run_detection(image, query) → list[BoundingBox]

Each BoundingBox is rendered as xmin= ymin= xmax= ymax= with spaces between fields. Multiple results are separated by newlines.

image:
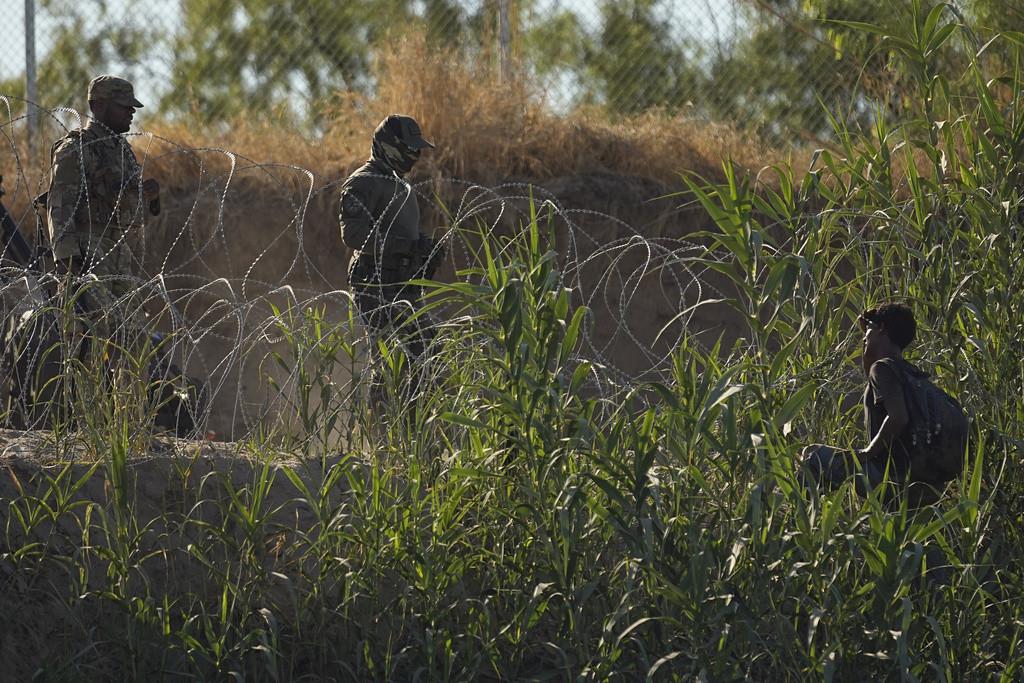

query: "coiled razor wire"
xmin=1 ymin=99 xmax=745 ymax=443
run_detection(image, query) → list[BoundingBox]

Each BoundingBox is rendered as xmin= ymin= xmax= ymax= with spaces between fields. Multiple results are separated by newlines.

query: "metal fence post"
xmin=497 ymin=0 xmax=511 ymax=82
xmin=25 ymin=0 xmax=38 ymax=157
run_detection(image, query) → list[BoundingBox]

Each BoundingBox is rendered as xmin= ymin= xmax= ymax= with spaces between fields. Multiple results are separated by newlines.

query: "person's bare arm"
xmin=860 ymin=410 xmax=908 ymax=460
xmin=860 ymin=363 xmax=909 ymax=461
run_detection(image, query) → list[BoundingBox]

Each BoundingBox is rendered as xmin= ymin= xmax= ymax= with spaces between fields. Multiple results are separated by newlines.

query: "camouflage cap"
xmin=87 ymin=75 xmax=144 ymax=108
xmin=375 ymin=114 xmax=434 ymax=150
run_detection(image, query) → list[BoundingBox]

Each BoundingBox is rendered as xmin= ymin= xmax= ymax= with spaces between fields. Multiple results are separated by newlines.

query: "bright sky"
xmin=0 ymin=0 xmax=744 ymax=109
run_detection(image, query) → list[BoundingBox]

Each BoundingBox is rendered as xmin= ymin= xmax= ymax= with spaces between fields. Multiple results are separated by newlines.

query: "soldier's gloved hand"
xmin=417 ymin=233 xmax=446 ymax=279
xmin=417 ymin=233 xmax=436 ymax=255
xmin=143 ymin=178 xmax=161 ymax=215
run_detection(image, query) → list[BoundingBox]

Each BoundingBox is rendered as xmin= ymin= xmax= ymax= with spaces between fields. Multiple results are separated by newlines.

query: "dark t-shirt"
xmin=863 ymin=359 xmax=914 ymax=477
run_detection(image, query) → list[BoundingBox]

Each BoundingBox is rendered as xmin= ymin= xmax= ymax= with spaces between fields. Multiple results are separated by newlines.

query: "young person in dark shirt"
xmin=801 ymin=302 xmax=922 ymax=497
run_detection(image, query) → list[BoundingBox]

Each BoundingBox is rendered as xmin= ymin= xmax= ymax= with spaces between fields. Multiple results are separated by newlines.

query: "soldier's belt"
xmin=356 ymin=251 xmax=416 ymax=282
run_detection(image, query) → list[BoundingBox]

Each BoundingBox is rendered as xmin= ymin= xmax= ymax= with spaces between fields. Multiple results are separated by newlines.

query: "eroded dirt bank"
xmin=134 ymin=168 xmax=739 ymax=439
xmin=0 ymin=427 xmax=374 ymax=680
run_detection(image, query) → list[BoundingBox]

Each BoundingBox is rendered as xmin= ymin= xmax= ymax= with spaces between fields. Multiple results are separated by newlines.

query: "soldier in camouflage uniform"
xmin=339 ymin=114 xmax=445 ymax=408
xmin=45 ymin=75 xmax=160 ymax=342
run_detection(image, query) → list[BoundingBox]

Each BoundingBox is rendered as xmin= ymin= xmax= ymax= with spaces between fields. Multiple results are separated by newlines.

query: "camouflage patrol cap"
xmin=87 ymin=75 xmax=144 ymax=108
xmin=374 ymin=114 xmax=434 ymax=150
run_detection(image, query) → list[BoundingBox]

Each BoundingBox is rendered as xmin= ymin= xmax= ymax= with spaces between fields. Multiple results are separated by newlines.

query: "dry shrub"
xmin=144 ymin=31 xmax=794 ymax=189
xmin=2 ymin=30 xmax=804 ymax=214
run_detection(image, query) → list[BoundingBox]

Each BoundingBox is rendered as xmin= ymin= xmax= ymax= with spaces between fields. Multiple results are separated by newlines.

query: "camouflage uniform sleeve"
xmin=119 ymin=145 xmax=147 ymax=227
xmin=339 ymin=176 xmax=378 ymax=253
xmin=46 ymin=137 xmax=86 ymax=261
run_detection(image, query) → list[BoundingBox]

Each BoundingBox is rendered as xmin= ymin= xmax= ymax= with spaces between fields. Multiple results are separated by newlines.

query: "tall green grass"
xmin=3 ymin=5 xmax=1024 ymax=680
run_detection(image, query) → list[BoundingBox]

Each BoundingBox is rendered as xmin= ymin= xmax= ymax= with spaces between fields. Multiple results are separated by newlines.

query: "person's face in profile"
xmin=93 ymin=98 xmax=135 ymax=134
xmin=859 ymin=312 xmax=887 ymax=360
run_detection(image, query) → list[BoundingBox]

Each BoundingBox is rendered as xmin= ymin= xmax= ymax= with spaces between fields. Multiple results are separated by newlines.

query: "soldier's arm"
xmin=339 ymin=178 xmax=379 ymax=253
xmin=119 ymin=149 xmax=152 ymax=225
xmin=46 ymin=140 xmax=85 ymax=262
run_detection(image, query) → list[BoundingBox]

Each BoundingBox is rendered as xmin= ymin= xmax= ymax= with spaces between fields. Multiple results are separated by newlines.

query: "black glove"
xmin=418 ymin=233 xmax=447 ymax=278
xmin=417 ymin=233 xmax=436 ymax=255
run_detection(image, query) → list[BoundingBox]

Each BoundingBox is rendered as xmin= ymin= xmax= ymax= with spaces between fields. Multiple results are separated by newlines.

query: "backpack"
xmin=877 ymin=358 xmax=970 ymax=485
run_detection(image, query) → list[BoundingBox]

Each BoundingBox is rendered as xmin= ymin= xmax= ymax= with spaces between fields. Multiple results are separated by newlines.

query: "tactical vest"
xmin=52 ymin=126 xmax=146 ymax=239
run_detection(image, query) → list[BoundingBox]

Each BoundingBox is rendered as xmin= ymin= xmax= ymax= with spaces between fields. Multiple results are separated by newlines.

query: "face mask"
xmin=371 ymin=136 xmax=420 ymax=175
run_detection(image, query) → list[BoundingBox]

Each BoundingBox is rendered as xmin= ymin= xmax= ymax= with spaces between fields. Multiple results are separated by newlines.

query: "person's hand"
xmin=143 ymin=178 xmax=161 ymax=215
xmin=142 ymin=178 xmax=160 ymax=202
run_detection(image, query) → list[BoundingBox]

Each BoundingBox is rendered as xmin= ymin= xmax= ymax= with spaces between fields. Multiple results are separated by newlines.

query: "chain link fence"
xmin=1 ymin=0 xmax=955 ymax=143
xmin=0 ymin=0 xmax=1015 ymax=442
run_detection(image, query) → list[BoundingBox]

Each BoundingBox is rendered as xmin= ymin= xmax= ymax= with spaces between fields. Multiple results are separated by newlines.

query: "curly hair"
xmin=861 ymin=302 xmax=916 ymax=349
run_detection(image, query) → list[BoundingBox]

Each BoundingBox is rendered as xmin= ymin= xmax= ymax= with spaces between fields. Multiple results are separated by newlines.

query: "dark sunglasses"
xmin=398 ymin=140 xmax=420 ymax=156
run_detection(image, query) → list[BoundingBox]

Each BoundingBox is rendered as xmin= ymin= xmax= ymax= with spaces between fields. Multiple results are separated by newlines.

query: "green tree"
xmin=515 ymin=0 xmax=706 ymax=115
xmin=161 ymin=0 xmax=416 ymax=123
xmin=714 ymin=0 xmax=1024 ymax=138
xmin=706 ymin=0 xmax=938 ymax=139
xmin=581 ymin=0 xmax=704 ymax=114
xmin=5 ymin=0 xmax=152 ymax=112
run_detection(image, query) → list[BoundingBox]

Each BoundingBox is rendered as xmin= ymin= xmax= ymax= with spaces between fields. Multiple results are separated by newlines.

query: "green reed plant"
xmin=4 ymin=7 xmax=1024 ymax=679
xmin=661 ymin=8 xmax=1023 ymax=678
xmin=267 ymin=302 xmax=360 ymax=456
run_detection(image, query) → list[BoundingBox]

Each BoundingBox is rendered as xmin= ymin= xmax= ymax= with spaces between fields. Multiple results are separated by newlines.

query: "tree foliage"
xmin=7 ymin=0 xmax=153 ymax=112
xmin=9 ymin=0 xmax=1024 ymax=136
xmin=160 ymin=0 xmax=414 ymax=122
xmin=723 ymin=0 xmax=1024 ymax=137
xmin=577 ymin=0 xmax=704 ymax=114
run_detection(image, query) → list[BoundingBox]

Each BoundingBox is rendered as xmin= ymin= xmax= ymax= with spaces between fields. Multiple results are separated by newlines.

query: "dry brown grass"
xmin=2 ymin=31 xmax=805 ymax=212
xmin=144 ymin=32 xmax=797 ymax=190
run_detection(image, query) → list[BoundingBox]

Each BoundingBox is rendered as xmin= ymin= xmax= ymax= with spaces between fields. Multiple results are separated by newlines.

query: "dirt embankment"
xmin=4 ymin=45 xmax=774 ymax=439
xmin=0 ymin=428 xmax=359 ymax=679
xmin=2 ymin=156 xmax=741 ymax=440
xmin=124 ymin=155 xmax=740 ymax=439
